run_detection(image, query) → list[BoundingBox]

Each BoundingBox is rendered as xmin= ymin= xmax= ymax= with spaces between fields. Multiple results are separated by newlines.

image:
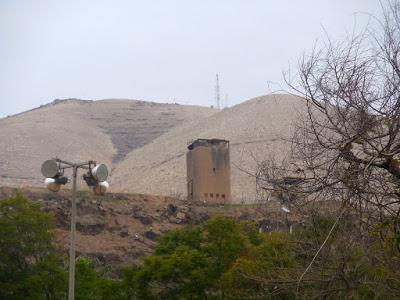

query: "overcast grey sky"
xmin=0 ymin=0 xmax=381 ymax=118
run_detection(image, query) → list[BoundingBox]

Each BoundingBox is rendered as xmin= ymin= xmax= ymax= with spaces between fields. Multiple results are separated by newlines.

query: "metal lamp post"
xmin=41 ymin=158 xmax=109 ymax=300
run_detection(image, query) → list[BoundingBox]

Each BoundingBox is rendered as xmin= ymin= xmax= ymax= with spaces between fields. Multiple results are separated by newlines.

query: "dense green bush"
xmin=0 ymin=193 xmax=67 ymax=299
xmin=124 ymin=215 xmax=400 ymax=299
xmin=0 ymin=193 xmax=127 ymax=300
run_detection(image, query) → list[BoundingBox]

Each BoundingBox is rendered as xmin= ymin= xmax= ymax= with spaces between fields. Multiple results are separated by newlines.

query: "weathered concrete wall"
xmin=187 ymin=139 xmax=231 ymax=204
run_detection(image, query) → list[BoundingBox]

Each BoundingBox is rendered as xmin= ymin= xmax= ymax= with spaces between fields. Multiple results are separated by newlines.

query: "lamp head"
xmin=41 ymin=160 xmax=68 ymax=192
xmin=41 ymin=160 xmax=59 ymax=178
xmin=44 ymin=178 xmax=61 ymax=192
xmin=91 ymin=164 xmax=108 ymax=182
xmin=93 ymin=181 xmax=109 ymax=195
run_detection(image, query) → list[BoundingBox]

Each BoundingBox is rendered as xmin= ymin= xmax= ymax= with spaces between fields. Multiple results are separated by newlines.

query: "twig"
xmin=295 ymin=206 xmax=346 ymax=298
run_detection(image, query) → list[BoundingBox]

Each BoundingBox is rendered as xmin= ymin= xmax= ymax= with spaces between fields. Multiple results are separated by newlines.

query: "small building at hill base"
xmin=186 ymin=138 xmax=231 ymax=204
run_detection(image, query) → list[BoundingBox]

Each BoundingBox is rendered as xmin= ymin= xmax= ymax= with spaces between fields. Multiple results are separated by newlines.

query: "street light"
xmin=41 ymin=160 xmax=69 ymax=192
xmin=40 ymin=158 xmax=109 ymax=300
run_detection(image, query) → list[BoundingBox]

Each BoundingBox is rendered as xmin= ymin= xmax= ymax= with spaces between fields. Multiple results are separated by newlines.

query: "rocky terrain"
xmin=0 ymin=187 xmax=290 ymax=268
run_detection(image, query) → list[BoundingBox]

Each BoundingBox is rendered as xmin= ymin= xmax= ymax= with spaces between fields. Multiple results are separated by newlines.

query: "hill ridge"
xmin=0 ymin=98 xmax=215 ymax=188
xmin=111 ymin=94 xmax=306 ymax=202
xmin=0 ymin=93 xmax=306 ymax=203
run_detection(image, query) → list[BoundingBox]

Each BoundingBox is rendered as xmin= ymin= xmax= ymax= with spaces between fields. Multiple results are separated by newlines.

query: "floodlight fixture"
xmin=41 ymin=160 xmax=68 ymax=192
xmin=82 ymin=163 xmax=109 ymax=196
xmin=91 ymin=164 xmax=108 ymax=182
xmin=83 ymin=172 xmax=97 ymax=187
xmin=93 ymin=180 xmax=109 ymax=195
xmin=41 ymin=159 xmax=60 ymax=178
xmin=44 ymin=177 xmax=68 ymax=192
xmin=40 ymin=158 xmax=109 ymax=300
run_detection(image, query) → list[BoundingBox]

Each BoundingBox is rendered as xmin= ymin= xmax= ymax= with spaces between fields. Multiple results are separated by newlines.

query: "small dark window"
xmin=204 ymin=193 xmax=208 ymax=198
xmin=222 ymin=194 xmax=225 ymax=199
xmin=216 ymin=194 xmax=220 ymax=198
xmin=210 ymin=193 xmax=214 ymax=198
xmin=212 ymin=167 xmax=216 ymax=173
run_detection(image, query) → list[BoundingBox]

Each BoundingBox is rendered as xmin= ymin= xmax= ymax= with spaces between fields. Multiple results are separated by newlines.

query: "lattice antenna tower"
xmin=215 ymin=74 xmax=221 ymax=109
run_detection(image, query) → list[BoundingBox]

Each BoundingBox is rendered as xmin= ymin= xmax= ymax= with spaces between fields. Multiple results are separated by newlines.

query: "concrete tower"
xmin=186 ymin=138 xmax=231 ymax=204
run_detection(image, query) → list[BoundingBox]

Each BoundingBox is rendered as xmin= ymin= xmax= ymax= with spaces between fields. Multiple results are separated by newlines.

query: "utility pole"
xmin=215 ymin=74 xmax=221 ymax=110
xmin=41 ymin=158 xmax=109 ymax=300
xmin=68 ymin=166 xmax=77 ymax=300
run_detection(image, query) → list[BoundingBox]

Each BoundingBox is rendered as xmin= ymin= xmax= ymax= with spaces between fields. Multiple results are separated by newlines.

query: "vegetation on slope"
xmin=1 ymin=193 xmax=400 ymax=299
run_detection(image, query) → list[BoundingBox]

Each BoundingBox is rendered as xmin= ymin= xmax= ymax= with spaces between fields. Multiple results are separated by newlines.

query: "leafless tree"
xmin=258 ymin=1 xmax=400 ymax=222
xmin=254 ymin=4 xmax=400 ymax=292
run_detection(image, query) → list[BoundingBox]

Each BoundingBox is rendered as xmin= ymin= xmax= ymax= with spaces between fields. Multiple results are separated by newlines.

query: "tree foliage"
xmin=1 ymin=193 xmax=400 ymax=299
xmin=0 ymin=193 xmax=127 ymax=300
xmin=127 ymin=216 xmax=256 ymax=299
xmin=75 ymin=256 xmax=126 ymax=300
xmin=121 ymin=214 xmax=400 ymax=299
xmin=0 ymin=193 xmax=67 ymax=300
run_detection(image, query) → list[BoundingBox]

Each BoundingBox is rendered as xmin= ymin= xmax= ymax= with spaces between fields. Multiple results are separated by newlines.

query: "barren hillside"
xmin=0 ymin=98 xmax=215 ymax=188
xmin=112 ymin=94 xmax=307 ymax=202
xmin=0 ymin=94 xmax=307 ymax=202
